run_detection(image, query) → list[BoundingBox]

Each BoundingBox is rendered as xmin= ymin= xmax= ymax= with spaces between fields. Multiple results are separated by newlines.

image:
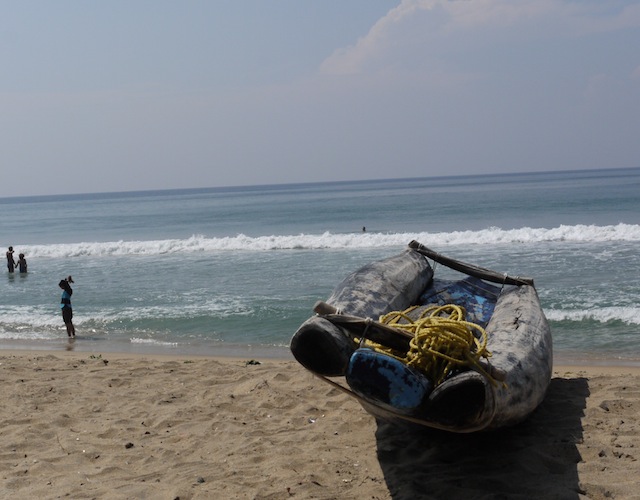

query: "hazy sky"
xmin=2 ymin=0 xmax=639 ymax=197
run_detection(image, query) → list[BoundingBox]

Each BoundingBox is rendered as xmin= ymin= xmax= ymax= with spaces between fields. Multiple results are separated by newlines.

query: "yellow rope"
xmin=360 ymin=304 xmax=496 ymax=387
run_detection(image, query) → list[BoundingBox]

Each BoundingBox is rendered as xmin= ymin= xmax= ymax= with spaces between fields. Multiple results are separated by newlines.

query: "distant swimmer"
xmin=6 ymin=246 xmax=16 ymax=273
xmin=362 ymin=226 xmax=366 ymax=232
xmin=17 ymin=253 xmax=27 ymax=273
xmin=59 ymin=276 xmax=75 ymax=337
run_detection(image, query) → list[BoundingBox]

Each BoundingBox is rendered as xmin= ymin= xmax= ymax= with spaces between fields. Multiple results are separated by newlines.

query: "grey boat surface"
xmin=290 ymin=241 xmax=552 ymax=433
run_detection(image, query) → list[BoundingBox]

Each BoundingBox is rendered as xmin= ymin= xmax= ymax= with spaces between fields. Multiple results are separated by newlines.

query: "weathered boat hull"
xmin=290 ymin=249 xmax=433 ymax=377
xmin=290 ymin=242 xmax=552 ymax=432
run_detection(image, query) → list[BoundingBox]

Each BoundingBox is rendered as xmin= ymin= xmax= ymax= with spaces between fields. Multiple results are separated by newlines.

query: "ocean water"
xmin=1 ymin=167 xmax=639 ymax=364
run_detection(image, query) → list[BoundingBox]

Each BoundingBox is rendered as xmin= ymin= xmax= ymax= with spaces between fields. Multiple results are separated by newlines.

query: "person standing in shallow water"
xmin=6 ymin=246 xmax=16 ymax=273
xmin=17 ymin=253 xmax=27 ymax=273
xmin=59 ymin=276 xmax=75 ymax=337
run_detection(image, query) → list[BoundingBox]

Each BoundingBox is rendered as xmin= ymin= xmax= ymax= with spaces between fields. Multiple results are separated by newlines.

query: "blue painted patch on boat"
xmin=346 ymin=349 xmax=433 ymax=414
xmin=419 ymin=277 xmax=501 ymax=327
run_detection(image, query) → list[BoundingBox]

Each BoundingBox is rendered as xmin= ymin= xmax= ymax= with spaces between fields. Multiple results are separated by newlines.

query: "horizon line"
xmin=2 ymin=165 xmax=638 ymax=202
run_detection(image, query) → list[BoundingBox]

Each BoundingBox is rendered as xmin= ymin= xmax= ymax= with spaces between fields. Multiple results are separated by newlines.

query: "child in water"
xmin=17 ymin=253 xmax=27 ymax=273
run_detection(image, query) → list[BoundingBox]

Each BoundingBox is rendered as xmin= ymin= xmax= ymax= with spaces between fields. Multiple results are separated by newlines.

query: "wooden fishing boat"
xmin=290 ymin=241 xmax=552 ymax=432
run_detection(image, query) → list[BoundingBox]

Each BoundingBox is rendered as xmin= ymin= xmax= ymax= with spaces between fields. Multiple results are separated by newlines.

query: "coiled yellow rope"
xmin=362 ymin=304 xmax=496 ymax=387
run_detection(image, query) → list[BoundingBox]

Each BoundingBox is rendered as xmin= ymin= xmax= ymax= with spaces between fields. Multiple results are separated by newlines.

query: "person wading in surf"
xmin=59 ymin=276 xmax=75 ymax=337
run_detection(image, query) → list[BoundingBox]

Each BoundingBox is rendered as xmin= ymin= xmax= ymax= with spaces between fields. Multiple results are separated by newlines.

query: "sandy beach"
xmin=0 ymin=350 xmax=638 ymax=499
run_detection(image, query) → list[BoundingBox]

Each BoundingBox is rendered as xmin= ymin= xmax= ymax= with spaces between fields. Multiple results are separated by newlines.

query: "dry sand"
xmin=0 ymin=350 xmax=638 ymax=499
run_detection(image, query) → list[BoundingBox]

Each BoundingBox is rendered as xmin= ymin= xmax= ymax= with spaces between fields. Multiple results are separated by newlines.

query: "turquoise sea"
xmin=2 ymin=167 xmax=639 ymax=364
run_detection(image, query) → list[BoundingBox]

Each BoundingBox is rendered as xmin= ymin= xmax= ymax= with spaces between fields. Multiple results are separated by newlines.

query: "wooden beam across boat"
xmin=408 ymin=240 xmax=534 ymax=286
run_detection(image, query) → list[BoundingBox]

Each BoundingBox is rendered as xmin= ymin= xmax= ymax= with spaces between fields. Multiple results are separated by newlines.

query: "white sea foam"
xmin=16 ymin=223 xmax=640 ymax=258
xmin=545 ymin=306 xmax=640 ymax=325
xmin=130 ymin=338 xmax=179 ymax=346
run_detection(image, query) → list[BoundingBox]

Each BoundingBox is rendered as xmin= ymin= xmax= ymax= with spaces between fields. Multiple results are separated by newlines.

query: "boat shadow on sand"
xmin=375 ymin=377 xmax=589 ymax=500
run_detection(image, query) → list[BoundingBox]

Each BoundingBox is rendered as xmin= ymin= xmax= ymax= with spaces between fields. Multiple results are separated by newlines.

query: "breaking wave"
xmin=16 ymin=223 xmax=640 ymax=258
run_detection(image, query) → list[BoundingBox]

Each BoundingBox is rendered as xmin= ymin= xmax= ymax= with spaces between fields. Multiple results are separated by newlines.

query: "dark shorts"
xmin=62 ymin=306 xmax=73 ymax=323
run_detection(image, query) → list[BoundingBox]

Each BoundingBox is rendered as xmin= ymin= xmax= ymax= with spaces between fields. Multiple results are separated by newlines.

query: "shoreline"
xmin=0 ymin=338 xmax=294 ymax=361
xmin=2 ymin=338 xmax=640 ymax=368
xmin=1 ymin=349 xmax=638 ymax=498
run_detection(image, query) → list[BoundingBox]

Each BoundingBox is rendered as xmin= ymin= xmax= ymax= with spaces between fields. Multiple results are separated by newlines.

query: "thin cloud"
xmin=319 ymin=0 xmax=640 ymax=76
xmin=318 ymin=0 xmax=433 ymax=75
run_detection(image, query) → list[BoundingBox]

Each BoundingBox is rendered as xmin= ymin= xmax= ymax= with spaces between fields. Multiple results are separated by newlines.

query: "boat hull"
xmin=290 ymin=243 xmax=553 ymax=432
